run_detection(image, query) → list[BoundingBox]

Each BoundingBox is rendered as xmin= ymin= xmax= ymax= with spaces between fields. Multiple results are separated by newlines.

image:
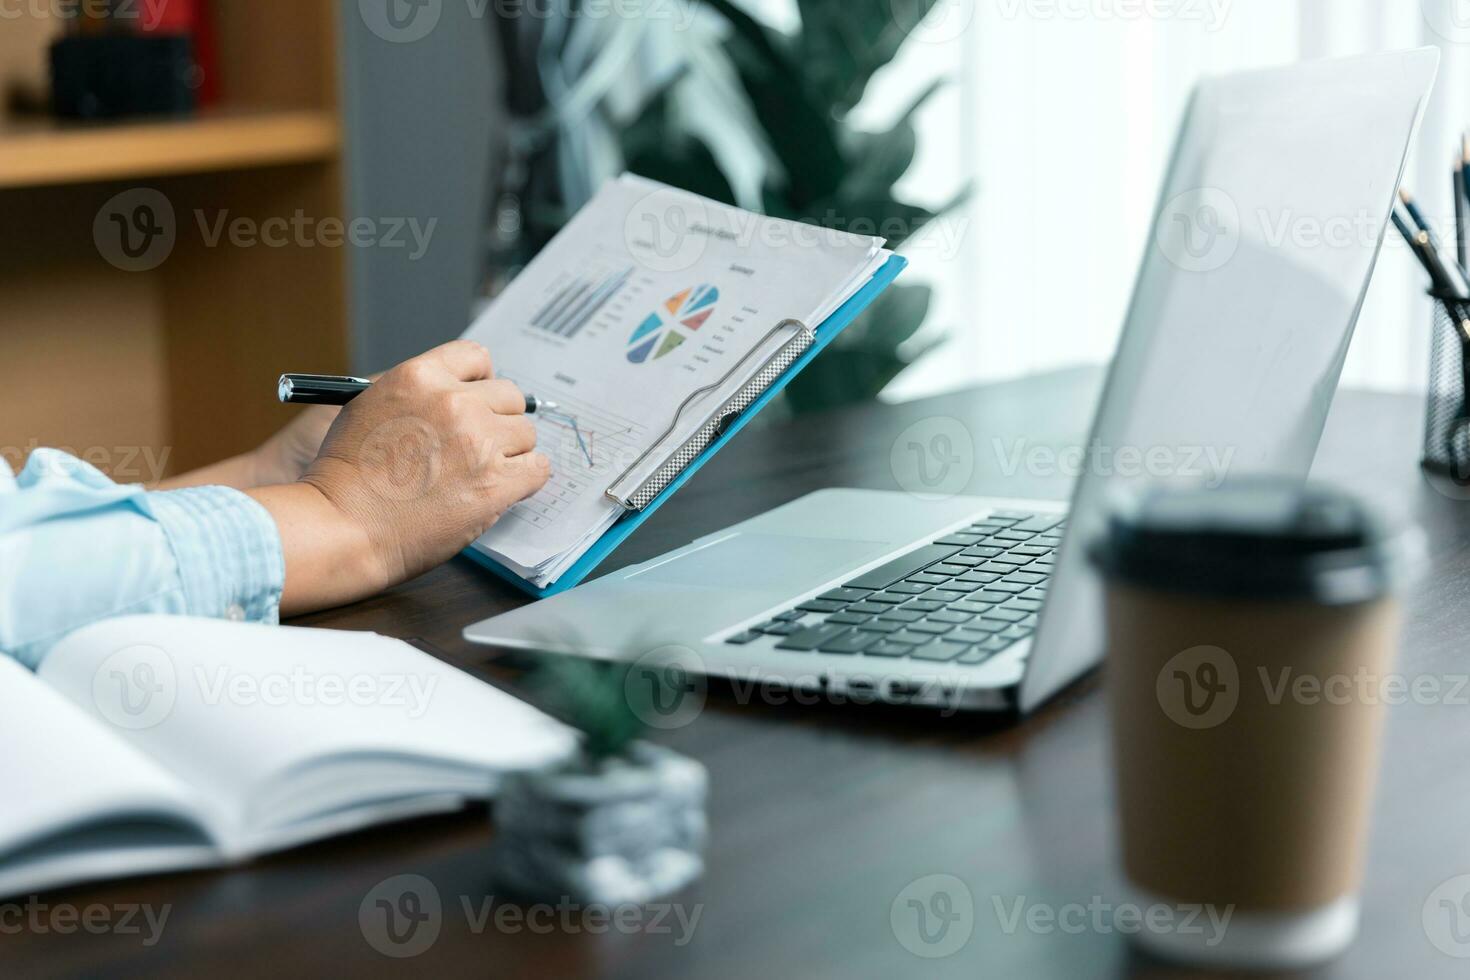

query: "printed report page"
xmin=464 ymin=175 xmax=889 ymax=586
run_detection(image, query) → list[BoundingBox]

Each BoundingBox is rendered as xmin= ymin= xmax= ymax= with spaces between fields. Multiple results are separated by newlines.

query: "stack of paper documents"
xmin=463 ymin=175 xmax=894 ymax=588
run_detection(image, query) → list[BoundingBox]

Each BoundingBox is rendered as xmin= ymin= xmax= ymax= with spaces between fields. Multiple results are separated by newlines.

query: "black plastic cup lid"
xmin=1088 ymin=479 xmax=1422 ymax=605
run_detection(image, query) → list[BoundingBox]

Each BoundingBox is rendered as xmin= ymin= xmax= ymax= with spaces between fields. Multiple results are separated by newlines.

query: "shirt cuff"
xmin=147 ymin=486 xmax=285 ymax=625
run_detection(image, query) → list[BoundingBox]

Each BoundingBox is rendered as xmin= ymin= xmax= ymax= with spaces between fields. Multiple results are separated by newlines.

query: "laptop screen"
xmin=1021 ymin=49 xmax=1441 ymax=713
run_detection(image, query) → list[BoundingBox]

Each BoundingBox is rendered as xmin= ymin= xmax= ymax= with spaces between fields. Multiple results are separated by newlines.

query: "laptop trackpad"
xmin=628 ymin=533 xmax=887 ymax=590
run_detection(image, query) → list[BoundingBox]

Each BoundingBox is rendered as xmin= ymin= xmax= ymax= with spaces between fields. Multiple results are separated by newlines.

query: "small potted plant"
xmin=489 ymin=655 xmax=708 ymax=906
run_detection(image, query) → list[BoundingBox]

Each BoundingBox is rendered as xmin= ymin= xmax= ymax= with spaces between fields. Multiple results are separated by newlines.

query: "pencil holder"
xmin=1422 ymin=291 xmax=1470 ymax=484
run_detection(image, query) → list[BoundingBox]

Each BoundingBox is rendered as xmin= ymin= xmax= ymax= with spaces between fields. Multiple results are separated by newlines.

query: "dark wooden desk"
xmin=12 ymin=369 xmax=1470 ymax=979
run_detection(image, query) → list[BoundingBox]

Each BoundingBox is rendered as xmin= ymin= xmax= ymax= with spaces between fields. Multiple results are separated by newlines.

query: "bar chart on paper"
xmin=529 ymin=265 xmax=635 ymax=339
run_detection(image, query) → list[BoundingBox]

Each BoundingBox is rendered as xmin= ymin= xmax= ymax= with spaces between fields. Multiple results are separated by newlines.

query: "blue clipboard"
xmin=464 ymin=254 xmax=908 ymax=599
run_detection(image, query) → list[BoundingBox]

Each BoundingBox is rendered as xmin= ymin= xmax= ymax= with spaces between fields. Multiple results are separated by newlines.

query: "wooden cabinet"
xmin=0 ymin=2 xmax=349 ymax=477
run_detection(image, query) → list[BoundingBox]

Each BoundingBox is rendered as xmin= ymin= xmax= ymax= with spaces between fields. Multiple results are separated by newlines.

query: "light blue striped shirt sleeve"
xmin=0 ymin=449 xmax=285 ymax=670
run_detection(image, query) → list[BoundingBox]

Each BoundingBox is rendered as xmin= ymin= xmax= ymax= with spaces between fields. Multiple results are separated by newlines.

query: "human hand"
xmin=155 ymin=401 xmax=343 ymax=493
xmin=300 ymin=340 xmax=551 ymax=589
xmin=252 ymin=403 xmax=341 ymax=486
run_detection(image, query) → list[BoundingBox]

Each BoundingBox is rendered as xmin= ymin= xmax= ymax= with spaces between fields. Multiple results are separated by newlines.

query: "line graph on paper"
xmin=503 ymin=388 xmax=648 ymax=532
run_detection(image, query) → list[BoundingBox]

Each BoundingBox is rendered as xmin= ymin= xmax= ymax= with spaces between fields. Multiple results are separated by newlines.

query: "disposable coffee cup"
xmin=1090 ymin=479 xmax=1420 ymax=970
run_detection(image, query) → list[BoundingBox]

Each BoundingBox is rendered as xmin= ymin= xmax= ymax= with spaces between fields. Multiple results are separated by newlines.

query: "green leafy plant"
xmin=524 ymin=652 xmax=674 ymax=763
xmin=621 ymin=0 xmax=969 ymax=411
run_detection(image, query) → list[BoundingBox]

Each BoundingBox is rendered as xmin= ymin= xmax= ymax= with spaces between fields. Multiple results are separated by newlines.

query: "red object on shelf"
xmin=192 ymin=0 xmax=221 ymax=106
xmin=134 ymin=0 xmax=220 ymax=107
xmin=136 ymin=0 xmax=197 ymax=34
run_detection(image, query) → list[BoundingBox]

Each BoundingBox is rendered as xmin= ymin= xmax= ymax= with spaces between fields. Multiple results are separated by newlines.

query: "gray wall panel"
xmin=338 ymin=1 xmax=502 ymax=372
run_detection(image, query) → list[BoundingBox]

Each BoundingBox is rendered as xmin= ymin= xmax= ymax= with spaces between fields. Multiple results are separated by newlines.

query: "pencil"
xmin=1455 ymin=151 xmax=1468 ymax=271
xmin=1395 ymin=208 xmax=1467 ymax=317
xmin=1462 ymin=133 xmax=1470 ymax=210
xmin=1400 ymin=189 xmax=1470 ymax=299
xmin=1394 ymin=208 xmax=1439 ymax=285
xmin=1393 ymin=207 xmax=1422 ymax=269
xmin=1400 ymin=187 xmax=1434 ymax=235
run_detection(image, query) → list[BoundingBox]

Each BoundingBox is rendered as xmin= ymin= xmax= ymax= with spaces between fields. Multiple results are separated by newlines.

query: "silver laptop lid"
xmin=1020 ymin=48 xmax=1441 ymax=713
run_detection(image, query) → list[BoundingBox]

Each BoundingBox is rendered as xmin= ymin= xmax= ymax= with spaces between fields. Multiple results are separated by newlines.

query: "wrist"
xmin=247 ymin=439 xmax=291 ymax=488
xmin=301 ymin=468 xmax=405 ymax=591
xmin=246 ymin=479 xmax=395 ymax=616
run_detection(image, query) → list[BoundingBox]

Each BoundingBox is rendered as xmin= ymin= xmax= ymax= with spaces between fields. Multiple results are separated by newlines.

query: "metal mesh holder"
xmin=1423 ymin=292 xmax=1470 ymax=484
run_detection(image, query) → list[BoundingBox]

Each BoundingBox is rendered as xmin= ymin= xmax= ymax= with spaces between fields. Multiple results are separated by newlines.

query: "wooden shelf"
xmin=0 ymin=2 xmax=351 ymax=475
xmin=0 ymin=109 xmax=340 ymax=189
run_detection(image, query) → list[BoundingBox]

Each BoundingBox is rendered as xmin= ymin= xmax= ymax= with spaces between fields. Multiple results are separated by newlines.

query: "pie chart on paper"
xmin=626 ymin=284 xmax=720 ymax=364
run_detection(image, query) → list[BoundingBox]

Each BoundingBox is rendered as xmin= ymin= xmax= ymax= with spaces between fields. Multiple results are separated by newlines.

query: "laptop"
xmin=465 ymin=49 xmax=1439 ymax=714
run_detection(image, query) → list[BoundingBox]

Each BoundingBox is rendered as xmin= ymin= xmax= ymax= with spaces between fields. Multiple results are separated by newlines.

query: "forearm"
xmin=245 ymin=483 xmax=390 ymax=617
xmin=155 ymin=405 xmax=336 ymax=492
xmin=155 ymin=452 xmax=262 ymax=491
xmin=1 ymin=450 xmax=286 ymax=668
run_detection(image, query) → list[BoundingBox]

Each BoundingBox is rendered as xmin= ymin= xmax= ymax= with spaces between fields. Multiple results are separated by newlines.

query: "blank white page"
xmin=0 ymin=655 xmax=208 ymax=857
xmin=41 ymin=616 xmax=574 ymax=842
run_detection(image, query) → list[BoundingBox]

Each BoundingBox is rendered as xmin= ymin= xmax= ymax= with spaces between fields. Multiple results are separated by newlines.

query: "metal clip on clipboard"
xmin=604 ymin=317 xmax=816 ymax=511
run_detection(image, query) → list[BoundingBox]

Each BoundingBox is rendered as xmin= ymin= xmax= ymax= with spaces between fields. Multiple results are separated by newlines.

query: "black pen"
xmin=278 ymin=374 xmax=558 ymax=414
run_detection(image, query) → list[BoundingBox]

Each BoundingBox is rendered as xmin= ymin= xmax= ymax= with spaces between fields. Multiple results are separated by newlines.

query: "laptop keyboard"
xmin=724 ymin=510 xmax=1063 ymax=667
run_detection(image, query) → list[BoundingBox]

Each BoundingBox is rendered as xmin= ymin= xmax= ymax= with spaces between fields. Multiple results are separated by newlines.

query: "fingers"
xmin=467 ymin=378 xmax=527 ymax=416
xmin=429 ymin=340 xmax=494 ymax=382
xmin=457 ymin=381 xmax=534 ymax=455
xmin=454 ymin=415 xmax=536 ymax=475
xmin=499 ymin=415 xmax=538 ymax=456
xmin=499 ymin=451 xmax=552 ymax=502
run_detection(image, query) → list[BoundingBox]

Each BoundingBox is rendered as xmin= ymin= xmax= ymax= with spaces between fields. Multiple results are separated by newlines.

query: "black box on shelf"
xmin=50 ymin=35 xmax=197 ymax=120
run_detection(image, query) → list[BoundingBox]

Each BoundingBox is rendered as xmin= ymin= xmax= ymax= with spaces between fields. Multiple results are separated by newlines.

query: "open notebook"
xmin=462 ymin=175 xmax=900 ymax=592
xmin=0 ymin=616 xmax=573 ymax=898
